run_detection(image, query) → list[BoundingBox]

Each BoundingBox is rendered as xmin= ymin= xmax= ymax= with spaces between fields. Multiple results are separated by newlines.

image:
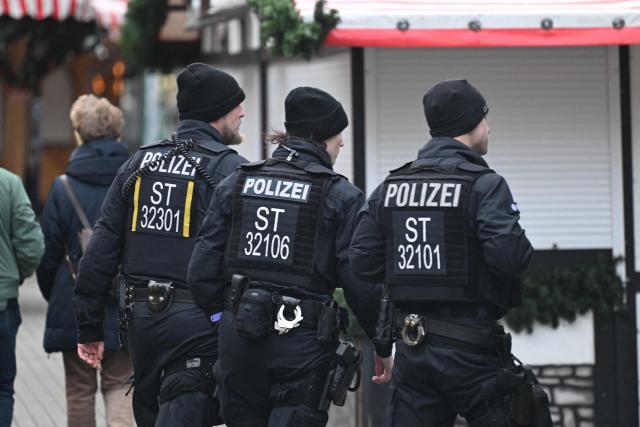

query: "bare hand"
xmin=77 ymin=342 xmax=104 ymax=370
xmin=372 ymin=352 xmax=393 ymax=384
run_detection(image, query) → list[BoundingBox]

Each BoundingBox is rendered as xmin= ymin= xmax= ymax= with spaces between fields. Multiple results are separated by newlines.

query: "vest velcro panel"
xmin=382 ymin=164 xmax=489 ymax=304
xmin=225 ymin=167 xmax=329 ymax=290
xmin=123 ymin=146 xmax=211 ymax=286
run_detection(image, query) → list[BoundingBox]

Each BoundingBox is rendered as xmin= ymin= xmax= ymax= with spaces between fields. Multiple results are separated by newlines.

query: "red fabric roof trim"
xmin=325 ymin=27 xmax=640 ymax=48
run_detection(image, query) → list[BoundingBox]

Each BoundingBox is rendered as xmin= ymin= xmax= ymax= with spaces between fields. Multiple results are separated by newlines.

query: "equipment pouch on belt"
xmin=235 ymin=288 xmax=272 ymax=339
xmin=317 ymin=300 xmax=339 ymax=344
xmin=146 ymin=280 xmax=174 ymax=313
xmin=374 ymin=297 xmax=395 ymax=348
xmin=495 ymin=362 xmax=553 ymax=427
xmin=118 ymin=276 xmax=134 ymax=331
xmin=319 ymin=342 xmax=362 ymax=411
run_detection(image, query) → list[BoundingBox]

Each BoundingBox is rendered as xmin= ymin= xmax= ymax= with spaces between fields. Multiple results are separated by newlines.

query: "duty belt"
xmin=224 ymin=286 xmax=346 ymax=332
xmin=277 ymin=298 xmax=324 ymax=330
xmin=394 ymin=312 xmax=511 ymax=355
xmin=133 ymin=286 xmax=194 ymax=303
xmin=423 ymin=304 xmax=503 ymax=319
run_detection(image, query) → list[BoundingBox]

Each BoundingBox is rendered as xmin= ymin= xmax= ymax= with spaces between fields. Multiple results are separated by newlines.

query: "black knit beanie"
xmin=284 ymin=87 xmax=348 ymax=142
xmin=177 ymin=63 xmax=245 ymax=123
xmin=423 ymin=79 xmax=489 ymax=138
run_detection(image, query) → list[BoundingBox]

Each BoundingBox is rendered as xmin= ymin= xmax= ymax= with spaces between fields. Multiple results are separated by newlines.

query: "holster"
xmin=269 ymin=340 xmax=362 ymax=413
xmin=496 ymin=361 xmax=553 ymax=427
xmin=318 ymin=341 xmax=362 ymax=411
xmin=373 ymin=298 xmax=395 ymax=348
xmin=118 ymin=276 xmax=134 ymax=331
xmin=159 ymin=356 xmax=217 ymax=405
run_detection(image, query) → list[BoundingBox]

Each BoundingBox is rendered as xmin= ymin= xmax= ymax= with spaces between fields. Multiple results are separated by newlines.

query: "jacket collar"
xmin=416 ymin=137 xmax=489 ymax=168
xmin=175 ymin=119 xmax=237 ymax=154
xmin=65 ymin=138 xmax=129 ymax=185
xmin=272 ymin=138 xmax=333 ymax=170
xmin=176 ymin=119 xmax=223 ymax=143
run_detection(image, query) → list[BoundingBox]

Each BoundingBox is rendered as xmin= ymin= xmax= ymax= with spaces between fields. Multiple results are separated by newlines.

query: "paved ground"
xmin=10 ymin=276 xmax=355 ymax=427
xmin=12 ymin=276 xmax=106 ymax=427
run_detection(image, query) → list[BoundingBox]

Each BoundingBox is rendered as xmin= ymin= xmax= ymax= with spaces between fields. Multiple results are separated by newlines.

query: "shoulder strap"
xmin=197 ymin=139 xmax=237 ymax=155
xmin=140 ymin=138 xmax=173 ymax=149
xmin=239 ymin=159 xmax=268 ymax=170
xmin=389 ymin=160 xmax=414 ymax=174
xmin=60 ymin=175 xmax=92 ymax=230
xmin=263 ymin=158 xmax=341 ymax=178
xmin=456 ymin=161 xmax=493 ymax=174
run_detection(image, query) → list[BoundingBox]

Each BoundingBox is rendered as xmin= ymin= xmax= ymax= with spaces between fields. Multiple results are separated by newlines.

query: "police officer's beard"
xmin=222 ymin=125 xmax=244 ymax=146
xmin=479 ymin=136 xmax=489 ymax=155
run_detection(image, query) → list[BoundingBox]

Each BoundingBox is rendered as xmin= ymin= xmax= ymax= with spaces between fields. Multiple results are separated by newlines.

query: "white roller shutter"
xmin=218 ymin=64 xmax=262 ymax=162
xmin=366 ymin=47 xmax=615 ymax=250
xmin=267 ymin=51 xmax=354 ymax=181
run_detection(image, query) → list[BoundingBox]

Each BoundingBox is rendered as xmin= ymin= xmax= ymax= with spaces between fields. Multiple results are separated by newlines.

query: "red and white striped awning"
xmin=1 ymin=0 xmax=128 ymax=39
xmin=0 ymin=0 xmax=95 ymax=21
xmin=295 ymin=0 xmax=640 ymax=47
xmin=92 ymin=0 xmax=128 ymax=39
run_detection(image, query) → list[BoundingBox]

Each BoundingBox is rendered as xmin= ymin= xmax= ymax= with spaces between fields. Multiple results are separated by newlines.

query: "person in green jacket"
xmin=0 ymin=167 xmax=44 ymax=427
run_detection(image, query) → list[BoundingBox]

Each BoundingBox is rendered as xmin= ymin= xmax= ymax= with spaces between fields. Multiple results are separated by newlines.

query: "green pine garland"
xmin=505 ymin=254 xmax=625 ymax=333
xmin=248 ymin=0 xmax=340 ymax=59
xmin=119 ymin=0 xmax=200 ymax=74
xmin=119 ymin=0 xmax=169 ymax=73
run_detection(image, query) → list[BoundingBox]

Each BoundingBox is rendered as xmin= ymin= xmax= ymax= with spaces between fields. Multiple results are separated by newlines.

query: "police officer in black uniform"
xmin=350 ymin=80 xmax=552 ymax=426
xmin=73 ymin=63 xmax=249 ymax=427
xmin=188 ymin=87 xmax=391 ymax=427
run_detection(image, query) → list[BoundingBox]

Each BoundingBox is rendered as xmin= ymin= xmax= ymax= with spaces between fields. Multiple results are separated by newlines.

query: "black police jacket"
xmin=350 ymin=137 xmax=533 ymax=311
xmin=188 ymin=138 xmax=384 ymax=347
xmin=74 ymin=120 xmax=248 ymax=344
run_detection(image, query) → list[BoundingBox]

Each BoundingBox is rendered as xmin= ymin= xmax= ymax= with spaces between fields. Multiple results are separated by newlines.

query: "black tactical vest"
xmin=225 ymin=158 xmax=335 ymax=293
xmin=122 ymin=139 xmax=231 ymax=288
xmin=382 ymin=161 xmax=508 ymax=307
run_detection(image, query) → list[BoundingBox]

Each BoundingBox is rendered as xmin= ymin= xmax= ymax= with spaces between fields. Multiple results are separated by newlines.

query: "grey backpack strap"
xmin=60 ymin=174 xmax=92 ymax=230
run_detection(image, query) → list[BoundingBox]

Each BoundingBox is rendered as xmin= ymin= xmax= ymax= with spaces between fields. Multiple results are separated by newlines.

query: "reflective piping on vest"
xmin=182 ymin=180 xmax=195 ymax=237
xmin=131 ymin=177 xmax=142 ymax=232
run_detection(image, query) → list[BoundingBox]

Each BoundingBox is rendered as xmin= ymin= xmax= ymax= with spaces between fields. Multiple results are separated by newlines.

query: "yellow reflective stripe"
xmin=131 ymin=177 xmax=142 ymax=232
xmin=182 ymin=181 xmax=195 ymax=237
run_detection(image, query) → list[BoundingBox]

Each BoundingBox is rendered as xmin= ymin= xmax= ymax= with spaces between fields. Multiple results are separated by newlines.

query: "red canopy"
xmin=92 ymin=0 xmax=127 ymax=40
xmin=0 ymin=0 xmax=95 ymax=21
xmin=294 ymin=0 xmax=640 ymax=47
xmin=1 ymin=0 xmax=128 ymax=40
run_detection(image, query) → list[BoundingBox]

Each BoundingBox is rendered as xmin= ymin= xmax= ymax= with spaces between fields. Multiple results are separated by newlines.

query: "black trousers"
xmin=387 ymin=318 xmax=506 ymax=427
xmin=127 ymin=301 xmax=218 ymax=427
xmin=215 ymin=310 xmax=334 ymax=427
